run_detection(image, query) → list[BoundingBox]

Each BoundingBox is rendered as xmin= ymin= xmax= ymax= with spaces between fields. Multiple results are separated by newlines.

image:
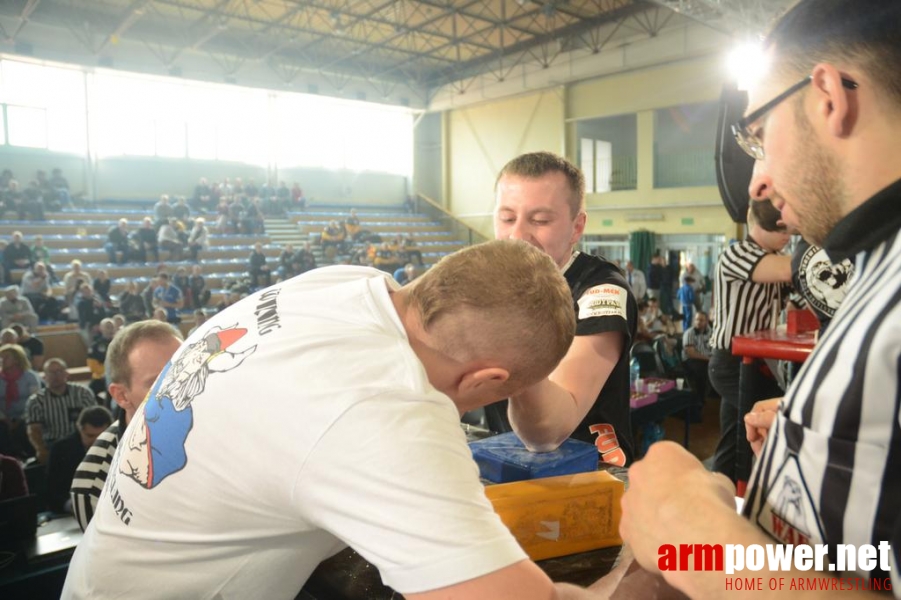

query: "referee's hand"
xmin=744 ymin=397 xmax=781 ymax=456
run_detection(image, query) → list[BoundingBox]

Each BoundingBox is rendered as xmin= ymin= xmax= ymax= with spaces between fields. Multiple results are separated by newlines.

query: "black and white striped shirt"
xmin=710 ymin=239 xmax=791 ymax=351
xmin=70 ymin=419 xmax=121 ymax=531
xmin=744 ymin=179 xmax=901 ymax=589
xmin=24 ymin=384 xmax=97 ymax=447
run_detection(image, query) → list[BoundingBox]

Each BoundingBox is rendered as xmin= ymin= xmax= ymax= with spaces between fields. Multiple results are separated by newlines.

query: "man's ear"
xmin=810 ymin=63 xmax=856 ymax=138
xmin=108 ymin=382 xmax=130 ymax=411
xmin=458 ymin=367 xmax=511 ymax=396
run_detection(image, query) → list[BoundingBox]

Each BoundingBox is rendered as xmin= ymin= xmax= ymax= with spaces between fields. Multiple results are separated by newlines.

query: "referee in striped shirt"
xmin=25 ymin=358 xmax=97 ymax=464
xmin=708 ymin=198 xmax=793 ymax=484
xmin=620 ymin=0 xmax=901 ymax=595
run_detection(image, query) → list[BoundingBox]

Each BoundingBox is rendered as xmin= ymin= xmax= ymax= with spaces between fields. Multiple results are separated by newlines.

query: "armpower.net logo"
xmin=658 ymin=542 xmax=894 ymax=593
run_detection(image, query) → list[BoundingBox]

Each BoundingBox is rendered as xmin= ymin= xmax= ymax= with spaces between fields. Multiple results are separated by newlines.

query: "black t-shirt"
xmin=20 ymin=336 xmax=44 ymax=361
xmin=564 ymin=253 xmax=638 ymax=466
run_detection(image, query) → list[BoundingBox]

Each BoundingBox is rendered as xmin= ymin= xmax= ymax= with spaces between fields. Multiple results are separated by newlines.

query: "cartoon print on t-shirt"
xmin=119 ymin=325 xmax=257 ymax=489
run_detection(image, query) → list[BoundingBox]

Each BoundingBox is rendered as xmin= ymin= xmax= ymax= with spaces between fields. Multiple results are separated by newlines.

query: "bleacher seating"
xmin=3 ymin=200 xmax=468 ymax=383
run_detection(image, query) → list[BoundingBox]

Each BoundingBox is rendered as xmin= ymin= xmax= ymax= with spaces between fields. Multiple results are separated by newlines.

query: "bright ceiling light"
xmin=726 ymin=42 xmax=769 ymax=91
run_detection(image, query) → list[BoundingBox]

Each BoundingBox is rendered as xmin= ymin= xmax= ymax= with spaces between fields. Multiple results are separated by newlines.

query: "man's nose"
xmin=507 ymin=220 xmax=531 ymax=241
xmin=749 ymin=161 xmax=774 ymax=203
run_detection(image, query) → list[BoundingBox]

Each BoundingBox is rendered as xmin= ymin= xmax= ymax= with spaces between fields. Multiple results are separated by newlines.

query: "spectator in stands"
xmin=4 ymin=231 xmax=32 ymax=275
xmin=278 ymin=244 xmax=297 ymax=280
xmin=215 ymin=290 xmax=239 ymax=314
xmin=173 ymin=196 xmax=191 ymax=227
xmin=141 ymin=277 xmax=158 ymax=317
xmin=29 ymin=234 xmax=59 ymax=284
xmin=92 ymin=269 xmax=113 ymax=308
xmin=21 ymin=262 xmax=62 ymax=322
xmin=677 ymin=276 xmax=696 ymax=333
xmin=643 ymin=297 xmax=677 ymax=338
xmin=153 ymin=194 xmax=174 ymax=226
xmin=152 ymin=307 xmax=169 ymax=323
xmin=0 ymin=240 xmax=7 ymax=286
xmin=173 ymin=266 xmax=191 ymax=308
xmin=248 ymin=243 xmax=272 ymax=289
xmin=320 ymin=220 xmax=347 ymax=255
xmin=36 ymin=170 xmax=55 ymax=207
xmin=70 ymin=319 xmax=182 ymax=530
xmin=63 ymin=260 xmax=91 ymax=305
xmin=77 ymin=283 xmax=107 ymax=338
xmin=192 ymin=177 xmax=211 ymax=211
xmin=625 ymin=260 xmax=647 ymax=301
xmin=680 ymin=262 xmax=705 ymax=312
xmin=401 ymin=235 xmax=423 ymax=266
xmin=0 ymin=343 xmax=43 ymax=458
xmin=25 ymin=358 xmax=97 ymax=464
xmin=682 ymin=311 xmax=712 ymax=401
xmin=105 ymin=218 xmax=131 ymax=265
xmin=21 ymin=180 xmax=46 ymax=220
xmin=9 ymin=324 xmax=44 ymax=371
xmin=49 ymin=168 xmax=72 ymax=208
xmin=158 ymin=217 xmax=184 ymax=261
xmin=403 ymin=194 xmax=415 ymax=214
xmin=117 ymin=280 xmax=145 ymax=324
xmin=291 ymin=182 xmax=305 ymax=210
xmin=188 ymin=265 xmax=210 ymax=310
xmin=46 ymin=405 xmax=111 ymax=514
xmin=276 ymin=181 xmax=291 ymax=215
xmin=111 ymin=314 xmax=126 ymax=331
xmin=373 ymin=241 xmax=401 ymax=274
xmin=152 ymin=272 xmax=183 ymax=324
xmin=1 ymin=179 xmax=24 ymax=219
xmin=242 ymin=198 xmax=264 ymax=234
xmin=647 ymin=253 xmax=664 ymax=300
xmin=394 ymin=263 xmax=420 ymax=286
xmin=87 ymin=318 xmax=116 ymax=401
xmin=132 ymin=216 xmax=159 ymax=264
xmin=243 ymin=178 xmax=258 ymax=199
xmin=1 ymin=286 xmax=39 ymax=330
xmin=0 ymin=169 xmax=12 ymax=190
xmin=187 ymin=217 xmax=209 ymax=262
xmin=294 ymin=241 xmax=317 ymax=275
xmin=344 ymin=210 xmax=362 ymax=241
xmin=188 ymin=309 xmax=207 ymax=336
xmin=0 ymin=328 xmax=16 ymax=344
xmin=0 ymin=451 xmax=27 ymax=500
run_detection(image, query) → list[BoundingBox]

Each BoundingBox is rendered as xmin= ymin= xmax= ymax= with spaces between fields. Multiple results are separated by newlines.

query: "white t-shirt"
xmin=63 ymin=266 xmax=525 ymax=599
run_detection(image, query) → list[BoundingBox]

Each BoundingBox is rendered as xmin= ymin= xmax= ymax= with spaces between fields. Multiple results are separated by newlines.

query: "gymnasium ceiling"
xmin=0 ymin=0 xmax=793 ymax=107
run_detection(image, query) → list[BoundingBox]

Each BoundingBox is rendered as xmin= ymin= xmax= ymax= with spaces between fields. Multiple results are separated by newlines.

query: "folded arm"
xmin=507 ymin=332 xmax=623 ymax=452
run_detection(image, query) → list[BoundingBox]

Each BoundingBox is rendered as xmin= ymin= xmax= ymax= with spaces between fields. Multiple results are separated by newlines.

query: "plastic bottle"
xmin=630 ymin=356 xmax=640 ymax=391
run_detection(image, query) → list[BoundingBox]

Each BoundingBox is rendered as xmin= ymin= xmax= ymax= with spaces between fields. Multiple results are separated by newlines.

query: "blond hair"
xmin=406 ymin=240 xmax=575 ymax=392
xmin=496 ymin=151 xmax=585 ymax=218
xmin=105 ymin=320 xmax=183 ymax=386
xmin=0 ymin=343 xmax=31 ymax=371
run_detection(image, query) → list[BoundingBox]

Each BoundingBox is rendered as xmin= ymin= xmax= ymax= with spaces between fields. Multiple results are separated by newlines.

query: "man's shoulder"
xmin=568 ymin=253 xmax=627 ymax=285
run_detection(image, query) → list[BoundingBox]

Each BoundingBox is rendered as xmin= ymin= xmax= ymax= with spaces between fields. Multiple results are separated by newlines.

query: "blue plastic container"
xmin=469 ymin=432 xmax=599 ymax=483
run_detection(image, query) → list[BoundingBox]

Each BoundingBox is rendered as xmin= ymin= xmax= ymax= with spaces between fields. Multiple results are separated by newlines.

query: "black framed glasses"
xmin=731 ymin=75 xmax=858 ymax=160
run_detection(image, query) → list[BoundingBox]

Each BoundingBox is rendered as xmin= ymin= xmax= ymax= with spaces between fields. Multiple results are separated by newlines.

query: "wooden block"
xmin=484 ymin=470 xmax=624 ymax=561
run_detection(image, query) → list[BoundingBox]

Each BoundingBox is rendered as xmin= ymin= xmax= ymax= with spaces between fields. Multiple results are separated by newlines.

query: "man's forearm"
xmin=507 ymin=379 xmax=580 ymax=452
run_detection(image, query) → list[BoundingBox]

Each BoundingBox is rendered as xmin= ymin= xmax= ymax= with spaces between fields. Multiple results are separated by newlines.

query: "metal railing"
xmin=412 ymin=193 xmax=489 ymax=247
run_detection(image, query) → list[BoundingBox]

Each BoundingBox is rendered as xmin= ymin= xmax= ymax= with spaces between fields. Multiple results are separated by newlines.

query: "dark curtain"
xmin=629 ymin=230 xmax=655 ymax=275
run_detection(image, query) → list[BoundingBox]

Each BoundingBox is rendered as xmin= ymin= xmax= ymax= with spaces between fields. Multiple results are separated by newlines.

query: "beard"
xmin=782 ymin=107 xmax=848 ymax=246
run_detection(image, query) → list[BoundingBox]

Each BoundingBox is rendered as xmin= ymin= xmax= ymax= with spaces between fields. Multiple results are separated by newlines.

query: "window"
xmin=6 ymin=105 xmax=47 ymax=148
xmin=653 ymin=102 xmax=718 ymax=188
xmin=576 ymin=114 xmax=637 ymax=192
xmin=0 ymin=59 xmax=86 ymax=153
xmin=0 ymin=58 xmax=413 ymax=174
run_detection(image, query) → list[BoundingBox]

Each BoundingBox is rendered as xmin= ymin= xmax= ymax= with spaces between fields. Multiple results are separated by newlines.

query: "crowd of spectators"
xmin=0 ymin=167 xmax=74 ymax=221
